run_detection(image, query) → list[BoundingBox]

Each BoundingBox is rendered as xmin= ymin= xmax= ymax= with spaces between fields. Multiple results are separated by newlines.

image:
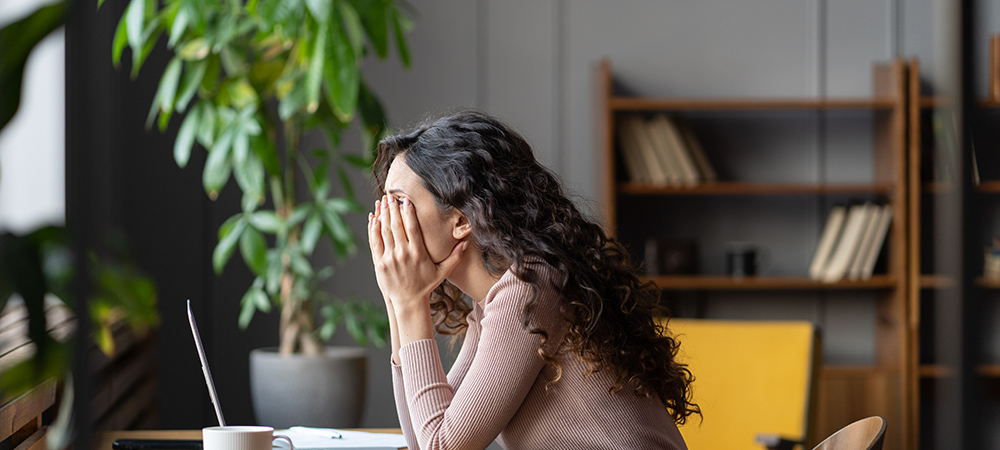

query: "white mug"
xmin=202 ymin=426 xmax=293 ymax=450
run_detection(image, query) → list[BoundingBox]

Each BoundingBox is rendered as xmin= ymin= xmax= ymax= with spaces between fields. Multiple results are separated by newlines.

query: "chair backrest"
xmin=664 ymin=318 xmax=821 ymax=450
xmin=812 ymin=416 xmax=886 ymax=450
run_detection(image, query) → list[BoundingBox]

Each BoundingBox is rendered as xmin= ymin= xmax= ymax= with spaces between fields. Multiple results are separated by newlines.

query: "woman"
xmin=367 ymin=111 xmax=697 ymax=450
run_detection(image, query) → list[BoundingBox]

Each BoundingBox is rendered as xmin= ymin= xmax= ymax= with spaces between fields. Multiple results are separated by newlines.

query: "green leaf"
xmin=253 ymin=288 xmax=271 ymax=312
xmin=361 ymin=0 xmax=389 ymax=58
xmin=265 ymin=250 xmax=282 ymax=295
xmin=338 ymin=2 xmax=364 ymax=56
xmin=251 ymin=134 xmax=281 ymax=177
xmin=324 ymin=26 xmax=358 ymax=122
xmin=213 ymin=218 xmax=246 ymax=274
xmin=391 ymin=7 xmax=411 ymax=68
xmin=203 ymin=130 xmax=234 ymax=199
xmin=219 ymin=44 xmax=249 ymax=75
xmin=238 ymin=286 xmax=271 ymax=329
xmin=326 ymin=197 xmax=361 ymax=213
xmin=178 ymin=38 xmax=210 ymax=60
xmin=218 ymin=213 xmax=243 ymax=241
xmin=305 ymin=0 xmax=332 ymax=22
xmin=249 ymin=211 xmax=283 ymax=233
xmin=322 ymin=209 xmax=354 ymax=257
xmin=156 ymin=57 xmax=184 ymax=117
xmin=289 ymin=204 xmax=312 ymax=227
xmin=239 ymin=288 xmax=257 ymax=329
xmin=168 ymin=4 xmax=189 ymax=48
xmin=130 ymin=25 xmax=163 ymax=78
xmin=233 ymin=142 xmax=265 ymax=204
xmin=289 ymin=251 xmax=313 ymax=277
xmin=345 ymin=310 xmax=366 ymax=346
xmin=196 ymin=102 xmax=216 ymax=148
xmin=125 ymin=0 xmax=146 ymax=57
xmin=174 ymin=104 xmax=200 ymax=168
xmin=220 ymin=78 xmax=259 ymax=110
xmin=304 ymin=22 xmax=327 ymax=114
xmin=112 ymin=12 xmax=129 ymax=68
xmin=175 ymin=59 xmax=207 ymax=112
xmin=239 ymin=226 xmax=268 ymax=275
xmin=278 ymin=82 xmax=306 ymax=121
xmin=301 ymin=212 xmax=322 ymax=254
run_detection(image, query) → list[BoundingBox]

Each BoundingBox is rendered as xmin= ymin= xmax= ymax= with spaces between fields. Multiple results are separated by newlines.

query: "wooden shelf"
xmin=643 ymin=275 xmax=895 ymax=290
xmin=920 ymin=181 xmax=1000 ymax=194
xmin=618 ymin=182 xmax=894 ymax=196
xmin=975 ymin=277 xmax=1000 ymax=288
xmin=919 ymin=274 xmax=956 ymax=289
xmin=918 ymin=364 xmax=1000 ymax=378
xmin=608 ymin=96 xmax=896 ymax=112
xmin=919 ymin=364 xmax=954 ymax=378
xmin=919 ymin=97 xmax=1000 ymax=108
xmin=977 ymin=364 xmax=1000 ymax=377
xmin=977 ymin=180 xmax=1000 ymax=193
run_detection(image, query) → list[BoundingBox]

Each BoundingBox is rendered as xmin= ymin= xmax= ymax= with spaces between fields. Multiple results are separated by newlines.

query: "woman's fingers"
xmin=368 ymin=200 xmax=383 ymax=258
xmin=387 ymin=195 xmax=406 ymax=246
xmin=399 ymin=197 xmax=424 ymax=249
xmin=380 ymin=196 xmax=395 ymax=250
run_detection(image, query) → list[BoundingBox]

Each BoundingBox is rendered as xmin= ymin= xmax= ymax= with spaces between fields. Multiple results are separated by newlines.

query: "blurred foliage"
xmin=0 ymin=2 xmax=159 ymax=397
xmin=100 ymin=0 xmax=412 ymax=353
xmin=0 ymin=227 xmax=160 ymax=396
xmin=0 ymin=2 xmax=66 ymax=132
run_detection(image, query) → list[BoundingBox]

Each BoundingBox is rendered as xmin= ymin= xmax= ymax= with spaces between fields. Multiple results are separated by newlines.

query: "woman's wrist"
xmin=393 ymin=298 xmax=434 ymax=347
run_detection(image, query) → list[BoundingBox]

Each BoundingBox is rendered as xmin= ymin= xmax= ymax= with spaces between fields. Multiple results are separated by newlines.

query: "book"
xmin=847 ymin=205 xmax=885 ymax=280
xmin=616 ymin=115 xmax=652 ymax=183
xmin=643 ymin=115 xmax=683 ymax=186
xmin=675 ymin=117 xmax=718 ymax=182
xmin=808 ymin=205 xmax=847 ymax=280
xmin=821 ymin=203 xmax=875 ymax=283
xmin=650 ymin=114 xmax=701 ymax=185
xmin=858 ymin=205 xmax=893 ymax=280
xmin=624 ymin=114 xmax=670 ymax=185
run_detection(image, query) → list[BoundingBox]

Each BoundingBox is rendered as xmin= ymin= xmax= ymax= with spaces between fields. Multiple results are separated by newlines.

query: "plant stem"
xmin=276 ymin=119 xmax=322 ymax=355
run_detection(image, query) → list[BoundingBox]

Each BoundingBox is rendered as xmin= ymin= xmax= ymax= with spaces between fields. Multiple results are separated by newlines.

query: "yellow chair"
xmin=663 ymin=318 xmax=821 ymax=450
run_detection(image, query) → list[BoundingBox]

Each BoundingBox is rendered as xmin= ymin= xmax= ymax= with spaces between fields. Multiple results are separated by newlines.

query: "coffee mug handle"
xmin=272 ymin=434 xmax=294 ymax=450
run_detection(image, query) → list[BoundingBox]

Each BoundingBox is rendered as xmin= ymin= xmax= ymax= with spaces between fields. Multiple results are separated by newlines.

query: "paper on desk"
xmin=276 ymin=427 xmax=407 ymax=450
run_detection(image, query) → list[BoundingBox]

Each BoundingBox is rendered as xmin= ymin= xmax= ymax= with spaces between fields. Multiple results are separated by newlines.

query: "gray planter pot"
xmin=249 ymin=347 xmax=367 ymax=429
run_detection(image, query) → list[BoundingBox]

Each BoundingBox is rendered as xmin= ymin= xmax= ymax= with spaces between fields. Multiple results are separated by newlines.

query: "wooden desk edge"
xmin=96 ymin=429 xmax=404 ymax=450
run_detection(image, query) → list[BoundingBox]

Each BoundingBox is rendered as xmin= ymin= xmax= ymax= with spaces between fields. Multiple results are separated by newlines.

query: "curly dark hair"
xmin=373 ymin=110 xmax=700 ymax=424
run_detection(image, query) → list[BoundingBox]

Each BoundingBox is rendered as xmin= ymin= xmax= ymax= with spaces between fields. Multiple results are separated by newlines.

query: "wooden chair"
xmin=662 ymin=318 xmax=821 ymax=450
xmin=811 ymin=416 xmax=886 ymax=450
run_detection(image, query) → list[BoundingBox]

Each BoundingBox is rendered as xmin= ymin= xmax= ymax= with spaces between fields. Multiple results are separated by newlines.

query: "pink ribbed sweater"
xmin=390 ymin=267 xmax=688 ymax=450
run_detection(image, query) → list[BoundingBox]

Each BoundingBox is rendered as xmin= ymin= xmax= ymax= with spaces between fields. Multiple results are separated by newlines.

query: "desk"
xmin=96 ymin=429 xmax=405 ymax=450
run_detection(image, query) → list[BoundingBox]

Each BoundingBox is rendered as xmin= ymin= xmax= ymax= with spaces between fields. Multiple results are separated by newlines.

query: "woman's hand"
xmin=368 ymin=194 xmax=467 ymax=346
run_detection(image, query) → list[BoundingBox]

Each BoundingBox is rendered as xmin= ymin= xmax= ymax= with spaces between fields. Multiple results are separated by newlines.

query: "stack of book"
xmin=617 ymin=113 xmax=717 ymax=186
xmin=808 ymin=203 xmax=893 ymax=283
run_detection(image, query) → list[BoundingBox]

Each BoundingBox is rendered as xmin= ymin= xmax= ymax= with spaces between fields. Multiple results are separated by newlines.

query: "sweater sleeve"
xmin=391 ymin=363 xmax=420 ymax=450
xmin=398 ymin=272 xmax=554 ymax=450
xmin=391 ymin=301 xmax=485 ymax=450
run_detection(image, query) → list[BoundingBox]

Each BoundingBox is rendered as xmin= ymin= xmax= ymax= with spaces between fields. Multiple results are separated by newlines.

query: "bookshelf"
xmin=907 ymin=57 xmax=1000 ymax=449
xmin=598 ymin=58 xmax=909 ymax=450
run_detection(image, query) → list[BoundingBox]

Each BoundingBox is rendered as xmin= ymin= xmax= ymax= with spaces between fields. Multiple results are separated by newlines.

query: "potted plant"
xmin=98 ymin=0 xmax=412 ymax=427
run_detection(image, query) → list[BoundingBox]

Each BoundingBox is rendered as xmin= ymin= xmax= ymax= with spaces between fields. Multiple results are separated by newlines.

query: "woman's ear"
xmin=452 ymin=212 xmax=472 ymax=240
